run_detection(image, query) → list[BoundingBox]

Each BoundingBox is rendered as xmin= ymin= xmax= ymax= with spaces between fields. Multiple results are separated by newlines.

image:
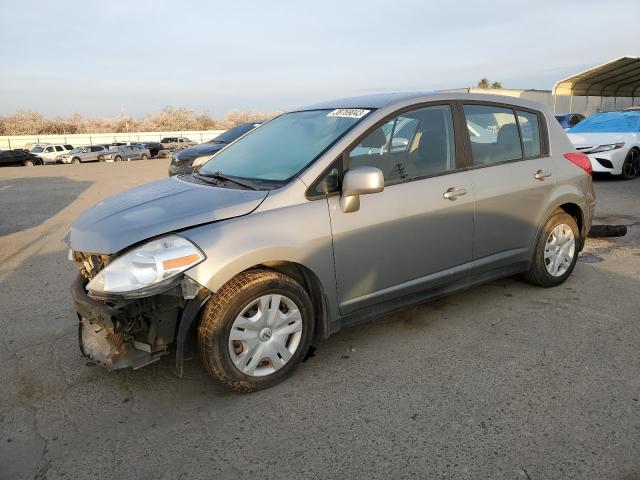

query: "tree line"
xmin=0 ymin=107 xmax=279 ymax=136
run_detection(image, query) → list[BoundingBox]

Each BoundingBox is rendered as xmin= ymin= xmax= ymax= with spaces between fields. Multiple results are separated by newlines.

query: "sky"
xmin=0 ymin=0 xmax=638 ymax=118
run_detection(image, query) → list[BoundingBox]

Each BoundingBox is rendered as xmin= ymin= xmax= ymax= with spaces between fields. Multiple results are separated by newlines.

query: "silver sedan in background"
xmin=98 ymin=145 xmax=151 ymax=162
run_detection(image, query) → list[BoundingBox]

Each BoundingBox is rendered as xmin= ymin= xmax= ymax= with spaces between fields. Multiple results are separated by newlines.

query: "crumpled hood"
xmin=69 ymin=176 xmax=268 ymax=254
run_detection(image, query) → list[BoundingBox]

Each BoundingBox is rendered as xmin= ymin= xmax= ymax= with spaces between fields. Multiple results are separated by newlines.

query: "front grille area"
xmin=72 ymin=251 xmax=111 ymax=280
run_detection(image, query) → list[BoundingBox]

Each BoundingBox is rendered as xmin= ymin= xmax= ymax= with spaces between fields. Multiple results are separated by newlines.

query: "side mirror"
xmin=339 ymin=166 xmax=384 ymax=213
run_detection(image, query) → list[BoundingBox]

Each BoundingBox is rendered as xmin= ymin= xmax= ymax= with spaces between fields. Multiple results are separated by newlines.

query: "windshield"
xmin=569 ymin=112 xmax=640 ymax=133
xmin=31 ymin=147 xmax=44 ymax=153
xmin=210 ymin=123 xmax=259 ymax=144
xmin=199 ymin=109 xmax=368 ymax=181
xmin=69 ymin=147 xmax=83 ymax=153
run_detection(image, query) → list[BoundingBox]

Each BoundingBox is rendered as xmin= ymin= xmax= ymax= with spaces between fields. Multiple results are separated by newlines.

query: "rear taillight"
xmin=564 ymin=152 xmax=592 ymax=175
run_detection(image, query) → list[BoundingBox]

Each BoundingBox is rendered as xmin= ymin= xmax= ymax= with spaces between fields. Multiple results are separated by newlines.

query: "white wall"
xmin=0 ymin=130 xmax=226 ymax=150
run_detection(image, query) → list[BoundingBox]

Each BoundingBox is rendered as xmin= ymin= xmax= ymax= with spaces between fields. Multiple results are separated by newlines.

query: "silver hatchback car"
xmin=68 ymin=92 xmax=595 ymax=391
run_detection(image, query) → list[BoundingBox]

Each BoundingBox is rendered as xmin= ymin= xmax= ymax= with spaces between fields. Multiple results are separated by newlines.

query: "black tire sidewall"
xmin=199 ymin=271 xmax=314 ymax=390
xmin=532 ymin=212 xmax=580 ymax=286
xmin=621 ymin=149 xmax=639 ymax=180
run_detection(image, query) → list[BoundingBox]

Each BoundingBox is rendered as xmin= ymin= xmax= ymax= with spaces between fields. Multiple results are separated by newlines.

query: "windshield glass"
xmin=69 ymin=147 xmax=82 ymax=153
xmin=199 ymin=109 xmax=367 ymax=181
xmin=31 ymin=147 xmax=44 ymax=153
xmin=569 ymin=112 xmax=640 ymax=133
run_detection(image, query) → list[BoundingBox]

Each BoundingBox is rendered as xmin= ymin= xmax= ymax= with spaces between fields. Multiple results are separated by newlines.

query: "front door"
xmin=328 ymin=104 xmax=474 ymax=314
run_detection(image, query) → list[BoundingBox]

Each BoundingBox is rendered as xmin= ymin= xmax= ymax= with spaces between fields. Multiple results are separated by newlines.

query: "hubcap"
xmin=544 ymin=224 xmax=576 ymax=277
xmin=228 ymin=294 xmax=303 ymax=377
xmin=623 ymin=149 xmax=639 ymax=178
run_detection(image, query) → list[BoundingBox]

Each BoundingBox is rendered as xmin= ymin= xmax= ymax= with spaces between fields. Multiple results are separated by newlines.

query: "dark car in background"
xmin=555 ymin=113 xmax=585 ymax=130
xmin=0 ymin=149 xmax=43 ymax=167
xmin=168 ymin=122 xmax=262 ymax=176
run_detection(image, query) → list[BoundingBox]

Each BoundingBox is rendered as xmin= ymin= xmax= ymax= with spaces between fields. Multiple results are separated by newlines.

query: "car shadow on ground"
xmin=0 ymin=177 xmax=92 ymax=236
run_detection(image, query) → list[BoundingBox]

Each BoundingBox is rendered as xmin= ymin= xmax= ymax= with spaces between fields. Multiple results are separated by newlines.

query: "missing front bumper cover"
xmin=79 ymin=317 xmax=164 ymax=370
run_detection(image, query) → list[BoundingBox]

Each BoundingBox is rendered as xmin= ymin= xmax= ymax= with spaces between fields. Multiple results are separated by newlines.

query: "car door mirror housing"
xmin=340 ymin=166 xmax=384 ymax=213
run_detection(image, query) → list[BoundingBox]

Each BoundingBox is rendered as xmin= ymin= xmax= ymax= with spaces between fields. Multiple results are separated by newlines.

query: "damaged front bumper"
xmin=71 ymin=275 xmax=210 ymax=373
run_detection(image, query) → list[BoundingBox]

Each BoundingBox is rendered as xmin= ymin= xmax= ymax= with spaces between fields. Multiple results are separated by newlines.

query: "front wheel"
xmin=23 ymin=159 xmax=35 ymax=167
xmin=72 ymin=157 xmax=81 ymax=164
xmin=523 ymin=210 xmax=579 ymax=287
xmin=198 ymin=269 xmax=314 ymax=392
xmin=141 ymin=154 xmax=148 ymax=161
xmin=114 ymin=155 xmax=122 ymax=162
xmin=621 ymin=148 xmax=640 ymax=180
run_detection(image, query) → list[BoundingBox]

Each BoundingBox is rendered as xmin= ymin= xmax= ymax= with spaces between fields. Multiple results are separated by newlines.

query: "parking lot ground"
xmin=1 ymin=162 xmax=639 ymax=480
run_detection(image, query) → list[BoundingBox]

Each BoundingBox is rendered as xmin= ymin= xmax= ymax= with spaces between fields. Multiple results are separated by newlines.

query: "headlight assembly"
xmin=86 ymin=234 xmax=205 ymax=298
xmin=192 ymin=155 xmax=212 ymax=167
xmin=588 ymin=142 xmax=625 ymax=154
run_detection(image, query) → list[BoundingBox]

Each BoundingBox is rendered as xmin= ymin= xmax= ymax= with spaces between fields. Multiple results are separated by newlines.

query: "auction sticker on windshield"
xmin=327 ymin=109 xmax=370 ymax=118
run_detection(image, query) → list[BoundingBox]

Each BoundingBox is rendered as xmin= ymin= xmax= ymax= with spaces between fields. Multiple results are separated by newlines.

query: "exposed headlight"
xmin=86 ymin=234 xmax=205 ymax=298
xmin=192 ymin=155 xmax=212 ymax=167
xmin=588 ymin=142 xmax=625 ymax=154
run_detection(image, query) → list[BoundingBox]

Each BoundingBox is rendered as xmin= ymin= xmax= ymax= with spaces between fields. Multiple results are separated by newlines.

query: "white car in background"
xmin=567 ymin=110 xmax=640 ymax=179
xmin=30 ymin=144 xmax=74 ymax=164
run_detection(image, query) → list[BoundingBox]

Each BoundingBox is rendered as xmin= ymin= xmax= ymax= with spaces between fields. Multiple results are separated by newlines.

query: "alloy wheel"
xmin=544 ymin=223 xmax=576 ymax=277
xmin=622 ymin=149 xmax=640 ymax=178
xmin=228 ymin=294 xmax=303 ymax=377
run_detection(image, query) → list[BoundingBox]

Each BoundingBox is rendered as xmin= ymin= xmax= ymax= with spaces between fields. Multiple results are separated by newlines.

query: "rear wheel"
xmin=523 ymin=211 xmax=579 ymax=287
xmin=198 ymin=269 xmax=314 ymax=392
xmin=621 ymin=148 xmax=640 ymax=180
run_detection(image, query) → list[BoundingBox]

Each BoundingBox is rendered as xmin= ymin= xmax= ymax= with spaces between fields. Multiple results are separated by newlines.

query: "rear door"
xmin=327 ymin=103 xmax=475 ymax=314
xmin=460 ymin=103 xmax=554 ymax=267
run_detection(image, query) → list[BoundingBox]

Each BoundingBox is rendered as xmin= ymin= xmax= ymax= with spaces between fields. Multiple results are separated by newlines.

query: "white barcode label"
xmin=327 ymin=108 xmax=370 ymax=119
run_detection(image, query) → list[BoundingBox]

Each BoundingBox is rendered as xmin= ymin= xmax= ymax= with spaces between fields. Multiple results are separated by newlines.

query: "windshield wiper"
xmin=197 ymin=171 xmax=257 ymax=190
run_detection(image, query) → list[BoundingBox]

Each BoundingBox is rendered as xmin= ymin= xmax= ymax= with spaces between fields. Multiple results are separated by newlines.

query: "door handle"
xmin=534 ymin=170 xmax=552 ymax=180
xmin=443 ymin=187 xmax=467 ymax=200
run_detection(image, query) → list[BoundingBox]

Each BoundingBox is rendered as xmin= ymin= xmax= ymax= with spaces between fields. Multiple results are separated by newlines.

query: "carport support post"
xmin=553 ymin=92 xmax=557 ymax=114
xmin=584 ymin=95 xmax=589 ymax=116
xmin=7 ymin=138 xmax=11 ymax=150
xmin=569 ymin=91 xmax=574 ymax=113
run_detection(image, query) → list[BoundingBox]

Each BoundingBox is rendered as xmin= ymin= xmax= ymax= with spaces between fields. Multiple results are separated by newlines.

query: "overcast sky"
xmin=0 ymin=0 xmax=637 ymax=118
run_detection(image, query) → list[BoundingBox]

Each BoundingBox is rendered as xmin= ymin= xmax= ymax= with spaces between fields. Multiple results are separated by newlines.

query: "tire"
xmin=72 ymin=157 xmax=81 ymax=164
xmin=198 ymin=269 xmax=314 ymax=392
xmin=621 ymin=148 xmax=640 ymax=180
xmin=523 ymin=210 xmax=580 ymax=288
xmin=23 ymin=159 xmax=35 ymax=167
xmin=141 ymin=154 xmax=149 ymax=161
xmin=114 ymin=156 xmax=122 ymax=162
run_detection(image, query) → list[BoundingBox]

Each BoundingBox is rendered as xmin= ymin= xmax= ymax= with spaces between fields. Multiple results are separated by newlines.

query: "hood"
xmin=174 ymin=142 xmax=225 ymax=161
xmin=567 ymin=131 xmax=637 ymax=148
xmin=69 ymin=176 xmax=268 ymax=254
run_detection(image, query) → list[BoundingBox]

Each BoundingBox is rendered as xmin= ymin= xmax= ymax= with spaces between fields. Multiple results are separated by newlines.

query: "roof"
xmin=298 ymin=92 xmax=433 ymax=110
xmin=295 ymin=91 xmax=547 ymax=112
xmin=553 ymin=56 xmax=640 ymax=97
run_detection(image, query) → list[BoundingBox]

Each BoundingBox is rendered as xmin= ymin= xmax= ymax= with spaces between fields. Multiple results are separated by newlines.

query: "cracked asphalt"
xmin=1 ymin=162 xmax=639 ymax=480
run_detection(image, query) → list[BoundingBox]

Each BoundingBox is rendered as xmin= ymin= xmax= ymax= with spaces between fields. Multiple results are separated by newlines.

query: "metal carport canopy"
xmin=553 ymin=56 xmax=640 ymax=98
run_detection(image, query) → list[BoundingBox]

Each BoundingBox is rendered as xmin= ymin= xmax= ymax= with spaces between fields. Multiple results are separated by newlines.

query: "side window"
xmin=90 ymin=146 xmax=102 ymax=152
xmin=64 ymin=145 xmax=73 ymax=150
xmin=45 ymin=146 xmax=54 ymax=153
xmin=463 ymin=105 xmax=522 ymax=165
xmin=55 ymin=146 xmax=64 ymax=152
xmin=347 ymin=105 xmax=456 ymax=184
xmin=516 ymin=110 xmax=541 ymax=157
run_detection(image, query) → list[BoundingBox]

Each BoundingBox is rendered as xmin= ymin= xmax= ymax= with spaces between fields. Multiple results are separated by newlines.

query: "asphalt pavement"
xmin=1 ymin=162 xmax=639 ymax=480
